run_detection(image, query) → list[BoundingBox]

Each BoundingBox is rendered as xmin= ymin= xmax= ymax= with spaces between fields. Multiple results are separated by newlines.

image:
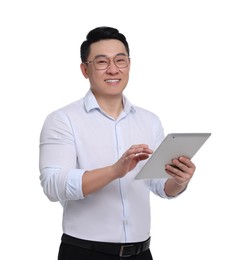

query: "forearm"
xmin=164 ymin=178 xmax=187 ymax=197
xmin=82 ymin=144 xmax=153 ymax=196
xmin=82 ymin=166 xmax=117 ymax=196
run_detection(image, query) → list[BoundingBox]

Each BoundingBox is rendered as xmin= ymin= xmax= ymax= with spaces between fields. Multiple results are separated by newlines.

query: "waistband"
xmin=61 ymin=233 xmax=151 ymax=258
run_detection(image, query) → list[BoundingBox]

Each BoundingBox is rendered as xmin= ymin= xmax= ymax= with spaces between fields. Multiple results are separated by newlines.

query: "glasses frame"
xmin=84 ymin=54 xmax=130 ymax=70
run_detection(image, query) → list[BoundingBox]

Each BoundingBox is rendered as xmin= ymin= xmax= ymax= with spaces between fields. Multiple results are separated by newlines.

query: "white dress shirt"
xmin=39 ymin=89 xmax=170 ymax=243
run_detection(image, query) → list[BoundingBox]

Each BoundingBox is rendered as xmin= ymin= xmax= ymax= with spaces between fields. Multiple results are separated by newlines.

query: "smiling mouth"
xmin=105 ymin=79 xmax=120 ymax=83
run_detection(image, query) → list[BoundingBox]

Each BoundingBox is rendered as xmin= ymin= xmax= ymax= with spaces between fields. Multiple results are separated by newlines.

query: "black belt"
xmin=61 ymin=233 xmax=150 ymax=258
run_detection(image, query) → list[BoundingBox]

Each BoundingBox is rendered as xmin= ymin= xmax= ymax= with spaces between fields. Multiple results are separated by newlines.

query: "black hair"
xmin=80 ymin=26 xmax=130 ymax=62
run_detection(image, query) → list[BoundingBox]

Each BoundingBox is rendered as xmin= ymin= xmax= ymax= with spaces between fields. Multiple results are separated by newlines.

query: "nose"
xmin=106 ymin=60 xmax=119 ymax=73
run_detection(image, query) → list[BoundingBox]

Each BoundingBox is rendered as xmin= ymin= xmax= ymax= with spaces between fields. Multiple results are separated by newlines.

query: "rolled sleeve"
xmin=149 ymin=178 xmax=168 ymax=198
xmin=39 ymin=110 xmax=83 ymax=202
xmin=149 ymin=178 xmax=186 ymax=199
xmin=66 ymin=169 xmax=85 ymax=200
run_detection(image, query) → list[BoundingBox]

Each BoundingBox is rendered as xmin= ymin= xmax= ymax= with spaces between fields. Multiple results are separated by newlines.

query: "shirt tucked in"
xmin=39 ymin=90 xmax=169 ymax=243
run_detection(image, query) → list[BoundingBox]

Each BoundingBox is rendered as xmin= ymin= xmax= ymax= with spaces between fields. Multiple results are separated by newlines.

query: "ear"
xmin=80 ymin=63 xmax=89 ymax=79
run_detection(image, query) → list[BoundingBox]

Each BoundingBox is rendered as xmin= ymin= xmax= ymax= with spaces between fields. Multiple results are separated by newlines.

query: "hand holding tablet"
xmin=135 ymin=133 xmax=211 ymax=180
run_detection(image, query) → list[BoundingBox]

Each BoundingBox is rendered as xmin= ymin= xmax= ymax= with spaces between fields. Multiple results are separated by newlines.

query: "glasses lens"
xmin=94 ymin=57 xmax=109 ymax=70
xmin=93 ymin=55 xmax=129 ymax=70
xmin=114 ymin=55 xmax=129 ymax=68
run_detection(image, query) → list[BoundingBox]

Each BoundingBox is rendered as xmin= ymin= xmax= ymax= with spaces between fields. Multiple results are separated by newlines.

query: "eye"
xmin=116 ymin=58 xmax=124 ymax=62
xmin=114 ymin=56 xmax=128 ymax=66
xmin=95 ymin=58 xmax=108 ymax=65
xmin=115 ymin=56 xmax=126 ymax=62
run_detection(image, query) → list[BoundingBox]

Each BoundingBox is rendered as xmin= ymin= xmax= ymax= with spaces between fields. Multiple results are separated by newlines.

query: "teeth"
xmin=106 ymin=79 xmax=119 ymax=83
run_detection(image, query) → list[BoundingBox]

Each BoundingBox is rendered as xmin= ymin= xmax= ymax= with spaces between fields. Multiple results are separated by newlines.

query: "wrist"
xmin=108 ymin=165 xmax=120 ymax=180
xmin=175 ymin=181 xmax=188 ymax=188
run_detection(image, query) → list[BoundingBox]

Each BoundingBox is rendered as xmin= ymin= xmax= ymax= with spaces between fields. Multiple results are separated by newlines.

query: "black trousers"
xmin=58 ymin=242 xmax=153 ymax=260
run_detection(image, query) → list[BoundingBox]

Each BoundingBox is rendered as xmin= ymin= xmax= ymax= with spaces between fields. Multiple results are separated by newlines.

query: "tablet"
xmin=135 ymin=133 xmax=211 ymax=180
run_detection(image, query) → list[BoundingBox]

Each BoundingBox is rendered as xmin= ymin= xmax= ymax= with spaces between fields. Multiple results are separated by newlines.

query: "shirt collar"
xmin=84 ymin=89 xmax=136 ymax=115
xmin=84 ymin=89 xmax=100 ymax=112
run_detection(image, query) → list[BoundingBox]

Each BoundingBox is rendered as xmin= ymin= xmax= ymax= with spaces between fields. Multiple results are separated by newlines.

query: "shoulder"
xmin=131 ymin=104 xmax=164 ymax=134
xmin=132 ymin=104 xmax=161 ymax=121
xmin=52 ymin=98 xmax=84 ymax=115
xmin=42 ymin=98 xmax=84 ymax=126
xmin=131 ymin=104 xmax=165 ymax=148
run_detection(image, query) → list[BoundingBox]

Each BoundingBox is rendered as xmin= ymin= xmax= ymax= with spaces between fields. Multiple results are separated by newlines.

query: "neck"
xmin=95 ymin=94 xmax=124 ymax=119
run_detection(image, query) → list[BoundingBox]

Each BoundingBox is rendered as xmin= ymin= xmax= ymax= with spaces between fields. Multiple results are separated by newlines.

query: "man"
xmin=39 ymin=26 xmax=196 ymax=260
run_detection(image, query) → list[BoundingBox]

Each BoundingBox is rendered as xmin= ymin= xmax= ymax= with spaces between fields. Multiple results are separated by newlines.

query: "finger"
xmin=169 ymin=159 xmax=186 ymax=172
xmin=172 ymin=157 xmax=195 ymax=173
xmin=165 ymin=169 xmax=184 ymax=182
xmin=127 ymin=146 xmax=152 ymax=156
xmin=179 ymin=157 xmax=195 ymax=168
xmin=136 ymin=153 xmax=150 ymax=161
xmin=165 ymin=164 xmax=184 ymax=177
xmin=130 ymin=144 xmax=149 ymax=149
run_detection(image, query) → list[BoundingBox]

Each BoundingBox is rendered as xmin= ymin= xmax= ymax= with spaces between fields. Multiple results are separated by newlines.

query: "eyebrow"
xmin=93 ymin=53 xmax=128 ymax=59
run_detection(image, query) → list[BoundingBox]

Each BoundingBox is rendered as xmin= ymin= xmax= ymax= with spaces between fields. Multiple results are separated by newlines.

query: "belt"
xmin=61 ymin=233 xmax=150 ymax=258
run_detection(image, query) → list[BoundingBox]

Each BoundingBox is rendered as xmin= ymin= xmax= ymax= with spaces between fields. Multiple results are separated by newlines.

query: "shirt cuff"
xmin=156 ymin=178 xmax=169 ymax=198
xmin=66 ymin=169 xmax=85 ymax=200
xmin=163 ymin=179 xmax=188 ymax=199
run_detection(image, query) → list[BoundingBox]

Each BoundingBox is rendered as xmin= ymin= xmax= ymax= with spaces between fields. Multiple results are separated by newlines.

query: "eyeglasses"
xmin=84 ymin=55 xmax=130 ymax=70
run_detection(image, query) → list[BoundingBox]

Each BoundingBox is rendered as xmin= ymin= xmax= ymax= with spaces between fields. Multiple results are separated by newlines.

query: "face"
xmin=80 ymin=39 xmax=130 ymax=98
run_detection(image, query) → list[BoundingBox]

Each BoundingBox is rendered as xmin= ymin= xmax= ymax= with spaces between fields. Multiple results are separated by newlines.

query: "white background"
xmin=0 ymin=0 xmax=245 ymax=259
